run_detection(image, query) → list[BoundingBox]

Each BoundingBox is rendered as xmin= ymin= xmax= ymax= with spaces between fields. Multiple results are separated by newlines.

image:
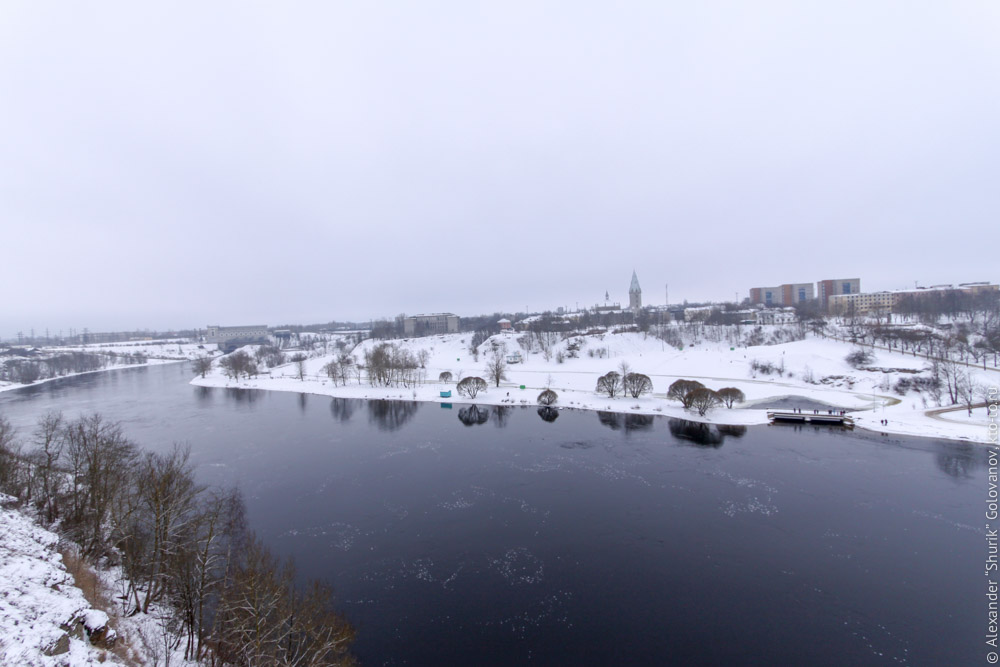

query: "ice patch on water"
xmin=912 ymin=509 xmax=984 ymax=535
xmin=504 ymin=452 xmax=652 ymax=486
xmin=711 ymin=470 xmax=778 ymax=494
xmin=488 ymin=547 xmax=544 ymax=586
xmin=842 ymin=614 xmax=912 ymax=664
xmin=438 ymin=492 xmax=474 ymax=510
xmin=481 ymin=590 xmax=573 ymax=639
xmin=722 ymin=497 xmax=778 ymax=517
xmin=360 ymin=556 xmax=467 ymax=590
xmin=467 ymin=485 xmax=551 ymax=523
xmin=714 ymin=469 xmax=779 ymax=518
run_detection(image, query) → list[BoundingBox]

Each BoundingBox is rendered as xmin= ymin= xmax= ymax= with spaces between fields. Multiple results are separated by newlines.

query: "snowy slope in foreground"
xmin=0 ymin=496 xmax=121 ymax=666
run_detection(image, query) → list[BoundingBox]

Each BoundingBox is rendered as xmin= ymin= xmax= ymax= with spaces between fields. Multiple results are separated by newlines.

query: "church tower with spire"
xmin=629 ymin=270 xmax=642 ymax=312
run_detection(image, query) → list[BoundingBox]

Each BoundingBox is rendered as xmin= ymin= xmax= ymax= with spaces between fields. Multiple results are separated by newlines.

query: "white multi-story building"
xmin=828 ymin=282 xmax=998 ymax=316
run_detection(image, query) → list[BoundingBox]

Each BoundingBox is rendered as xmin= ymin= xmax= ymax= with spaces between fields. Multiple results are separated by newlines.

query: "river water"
xmin=0 ymin=363 xmax=988 ymax=665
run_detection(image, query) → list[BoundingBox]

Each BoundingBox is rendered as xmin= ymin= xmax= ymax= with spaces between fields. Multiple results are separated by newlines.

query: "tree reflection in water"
xmin=667 ymin=419 xmax=746 ymax=447
xmin=597 ymin=411 xmax=622 ymax=430
xmin=458 ymin=405 xmax=490 ymax=426
xmin=329 ymin=398 xmax=354 ymax=423
xmin=936 ymin=442 xmax=979 ymax=479
xmin=195 ymin=386 xmax=213 ymax=405
xmin=717 ymin=424 xmax=747 ymax=438
xmin=298 ymin=392 xmax=308 ymax=412
xmin=368 ymin=400 xmax=420 ymax=431
xmin=537 ymin=407 xmax=559 ymax=423
xmin=224 ymin=388 xmax=258 ymax=405
xmin=624 ymin=414 xmax=654 ymax=432
xmin=597 ymin=411 xmax=654 ymax=433
xmin=492 ymin=405 xmax=512 ymax=428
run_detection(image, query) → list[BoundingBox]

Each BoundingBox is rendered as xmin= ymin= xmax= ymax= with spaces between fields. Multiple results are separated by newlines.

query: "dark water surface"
xmin=0 ymin=364 xmax=988 ymax=666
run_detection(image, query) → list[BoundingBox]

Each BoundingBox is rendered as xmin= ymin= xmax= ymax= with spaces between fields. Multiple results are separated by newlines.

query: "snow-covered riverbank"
xmin=0 ymin=357 xmax=189 ymax=395
xmin=191 ymin=331 xmax=997 ymax=444
xmin=1 ymin=339 xmax=212 ymax=394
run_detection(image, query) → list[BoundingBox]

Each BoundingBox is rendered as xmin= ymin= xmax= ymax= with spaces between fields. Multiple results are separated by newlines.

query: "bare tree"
xmin=219 ymin=351 xmax=256 ymax=380
xmin=845 ymin=349 xmax=874 ymax=369
xmin=337 ymin=353 xmax=353 ymax=385
xmin=31 ymin=411 xmax=65 ymax=523
xmin=538 ymin=389 xmax=558 ymax=406
xmin=418 ymin=349 xmax=430 ymax=368
xmin=323 ymin=360 xmax=341 ymax=385
xmin=958 ymin=373 xmax=979 ymax=416
xmin=193 ymin=356 xmax=213 ymax=378
xmin=689 ymin=387 xmax=722 ymax=416
xmin=596 ymin=371 xmax=622 ymax=398
xmin=291 ymin=353 xmax=308 ymax=381
xmin=129 ymin=445 xmax=204 ymax=614
xmin=977 ymin=384 xmax=995 ymax=415
xmin=438 ymin=371 xmax=453 ymax=382
xmin=618 ymin=361 xmax=632 ymax=381
xmin=456 ymin=376 xmax=487 ymax=399
xmin=622 ymin=372 xmax=652 ymax=398
xmin=215 ymin=533 xmax=355 ymax=666
xmin=64 ymin=414 xmax=139 ymax=554
xmin=667 ymin=379 xmax=705 ymax=409
xmin=939 ymin=359 xmax=964 ymax=405
xmin=485 ymin=347 xmax=508 ymax=387
xmin=717 ymin=387 xmax=746 ymax=409
xmin=0 ymin=416 xmax=22 ymax=496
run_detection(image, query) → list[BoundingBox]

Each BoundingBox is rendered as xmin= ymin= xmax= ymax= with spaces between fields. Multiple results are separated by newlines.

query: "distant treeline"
xmin=0 ymin=350 xmax=150 ymax=384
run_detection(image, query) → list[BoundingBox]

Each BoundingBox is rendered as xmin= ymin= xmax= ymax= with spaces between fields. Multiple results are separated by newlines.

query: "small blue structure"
xmin=440 ymin=390 xmax=452 ymax=398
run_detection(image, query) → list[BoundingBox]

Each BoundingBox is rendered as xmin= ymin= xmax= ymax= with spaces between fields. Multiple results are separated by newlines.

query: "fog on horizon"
xmin=1 ymin=1 xmax=996 ymax=337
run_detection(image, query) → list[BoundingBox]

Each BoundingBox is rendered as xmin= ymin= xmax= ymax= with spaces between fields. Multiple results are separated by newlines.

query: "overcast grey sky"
xmin=1 ymin=1 xmax=997 ymax=337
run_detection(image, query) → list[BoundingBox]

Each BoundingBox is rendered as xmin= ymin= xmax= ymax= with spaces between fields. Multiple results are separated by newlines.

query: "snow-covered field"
xmin=191 ymin=330 xmax=999 ymax=444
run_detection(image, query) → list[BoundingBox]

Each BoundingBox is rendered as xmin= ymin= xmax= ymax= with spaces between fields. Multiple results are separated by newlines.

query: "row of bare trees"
xmin=667 ymin=380 xmax=745 ymax=415
xmin=219 ymin=351 xmax=259 ymax=380
xmin=0 ymin=413 xmax=355 ymax=666
xmin=595 ymin=362 xmax=654 ymax=399
xmin=322 ymin=353 xmax=357 ymax=386
xmin=364 ymin=343 xmax=424 ymax=387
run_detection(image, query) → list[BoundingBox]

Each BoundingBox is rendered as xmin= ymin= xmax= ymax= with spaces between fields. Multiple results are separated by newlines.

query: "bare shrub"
xmin=667 ymin=379 xmax=705 ymax=409
xmin=596 ymin=372 xmax=622 ymax=398
xmin=689 ymin=387 xmax=722 ymax=416
xmin=538 ymin=389 xmax=558 ymax=406
xmin=457 ymin=376 xmax=487 ymax=399
xmin=622 ymin=373 xmax=652 ymax=398
xmin=717 ymin=387 xmax=746 ymax=408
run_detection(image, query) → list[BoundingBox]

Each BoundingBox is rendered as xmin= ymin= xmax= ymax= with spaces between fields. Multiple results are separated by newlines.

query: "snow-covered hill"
xmin=0 ymin=495 xmax=121 ymax=666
